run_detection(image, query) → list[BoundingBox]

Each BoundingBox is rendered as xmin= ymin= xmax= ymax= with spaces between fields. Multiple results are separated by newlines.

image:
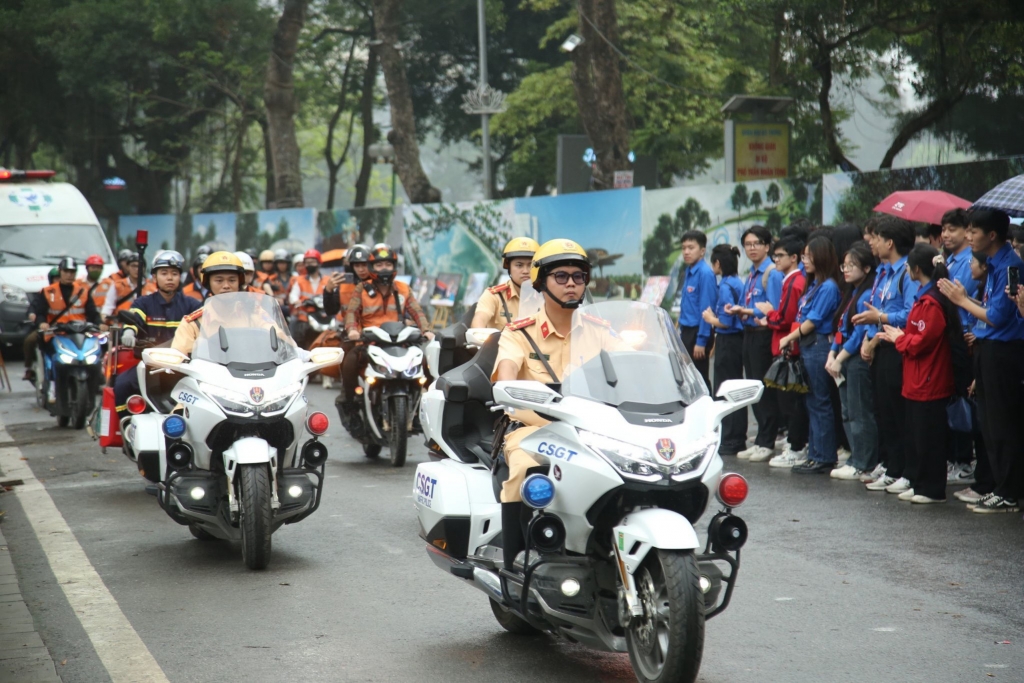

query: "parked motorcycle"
xmin=35 ymin=321 xmax=106 ymax=429
xmin=414 ymin=300 xmax=761 ymax=683
xmin=121 ymin=293 xmax=343 ymax=570
xmin=339 ymin=321 xmax=425 ymax=467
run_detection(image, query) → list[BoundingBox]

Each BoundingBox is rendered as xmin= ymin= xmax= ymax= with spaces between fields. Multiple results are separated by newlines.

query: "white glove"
xmin=122 ymin=328 xmax=136 ymax=348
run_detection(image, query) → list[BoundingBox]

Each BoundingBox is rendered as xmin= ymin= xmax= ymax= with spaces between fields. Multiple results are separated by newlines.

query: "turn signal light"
xmin=306 ymin=411 xmax=329 ymax=436
xmin=717 ymin=473 xmax=748 ymax=508
xmin=126 ymin=395 xmax=147 ymax=415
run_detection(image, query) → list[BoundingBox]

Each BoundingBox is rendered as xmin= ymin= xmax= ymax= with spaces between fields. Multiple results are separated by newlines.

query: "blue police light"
xmin=163 ymin=415 xmax=186 ymax=439
xmin=521 ymin=474 xmax=556 ymax=509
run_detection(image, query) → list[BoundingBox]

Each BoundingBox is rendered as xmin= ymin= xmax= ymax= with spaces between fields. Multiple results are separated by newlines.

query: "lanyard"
xmin=744 ymin=266 xmax=759 ymax=305
xmin=881 ymin=263 xmax=906 ymax=302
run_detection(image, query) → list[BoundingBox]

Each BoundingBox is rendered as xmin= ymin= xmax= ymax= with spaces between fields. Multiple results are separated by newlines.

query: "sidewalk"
xmin=1 ymin=489 xmax=62 ymax=683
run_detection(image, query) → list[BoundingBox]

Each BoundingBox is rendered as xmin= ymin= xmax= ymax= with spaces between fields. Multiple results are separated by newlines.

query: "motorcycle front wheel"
xmin=238 ymin=464 xmax=273 ymax=570
xmin=387 ymin=395 xmax=408 ymax=467
xmin=624 ymin=550 xmax=705 ymax=683
xmin=71 ymin=377 xmax=90 ymax=430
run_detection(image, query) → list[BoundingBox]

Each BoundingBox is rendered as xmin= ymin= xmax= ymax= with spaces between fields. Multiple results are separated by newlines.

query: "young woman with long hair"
xmin=779 ymin=237 xmax=843 ymax=474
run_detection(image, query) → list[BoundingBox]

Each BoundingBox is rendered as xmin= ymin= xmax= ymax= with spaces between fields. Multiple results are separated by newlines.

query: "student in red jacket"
xmin=878 ymin=244 xmax=961 ymax=503
xmin=757 ymin=237 xmax=809 ymax=467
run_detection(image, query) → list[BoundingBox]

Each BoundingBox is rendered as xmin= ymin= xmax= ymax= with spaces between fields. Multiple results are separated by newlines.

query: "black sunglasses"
xmin=549 ymin=271 xmax=587 ymax=285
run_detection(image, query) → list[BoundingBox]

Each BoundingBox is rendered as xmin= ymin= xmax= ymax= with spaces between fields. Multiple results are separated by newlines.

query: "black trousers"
xmin=776 ymin=380 xmax=809 ymax=451
xmin=680 ymin=326 xmax=713 ymax=391
xmin=742 ymin=328 xmax=779 ymax=448
xmin=714 ymin=332 xmax=747 ymax=453
xmin=340 ymin=345 xmax=368 ymax=404
xmin=829 ymin=376 xmax=849 ymax=451
xmin=974 ymin=339 xmax=1024 ymax=500
xmin=905 ymin=398 xmax=950 ymax=499
xmin=872 ymin=342 xmax=906 ymax=478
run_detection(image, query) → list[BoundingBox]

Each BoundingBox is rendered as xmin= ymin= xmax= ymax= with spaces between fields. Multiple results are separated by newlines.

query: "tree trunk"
xmin=258 ymin=117 xmax=276 ymax=209
xmin=354 ymin=39 xmax=379 ymax=208
xmin=811 ymin=42 xmax=860 ymax=173
xmin=570 ymin=0 xmax=631 ymax=191
xmin=372 ymin=0 xmax=441 ymax=205
xmin=325 ymin=38 xmax=359 ymax=210
xmin=264 ymin=0 xmax=306 ymax=209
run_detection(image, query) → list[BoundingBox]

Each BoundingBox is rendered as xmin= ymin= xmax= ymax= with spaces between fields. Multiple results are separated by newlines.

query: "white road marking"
xmin=0 ymin=424 xmax=169 ymax=683
xmin=872 ymin=627 xmax=897 ymax=632
xmin=774 ymin=597 xmax=793 ymax=601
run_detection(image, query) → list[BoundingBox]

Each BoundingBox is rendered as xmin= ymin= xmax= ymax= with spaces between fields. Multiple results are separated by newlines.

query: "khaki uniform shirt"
xmin=475 ymin=283 xmax=520 ymax=329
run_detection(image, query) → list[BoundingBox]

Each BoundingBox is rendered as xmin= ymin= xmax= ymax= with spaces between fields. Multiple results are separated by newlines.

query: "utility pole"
xmin=462 ymin=1 xmax=506 ymax=200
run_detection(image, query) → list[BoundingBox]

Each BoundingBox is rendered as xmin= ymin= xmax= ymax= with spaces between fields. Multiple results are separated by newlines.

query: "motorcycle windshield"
xmin=192 ymin=293 xmax=298 ymax=366
xmin=563 ymin=300 xmax=708 ymax=409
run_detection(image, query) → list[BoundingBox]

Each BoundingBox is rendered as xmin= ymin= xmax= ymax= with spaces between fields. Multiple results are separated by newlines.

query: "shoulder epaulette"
xmin=183 ymin=309 xmax=203 ymax=323
xmin=506 ymin=316 xmax=536 ymax=331
xmin=488 ymin=282 xmax=511 ymax=295
xmin=581 ymin=313 xmax=612 ymax=328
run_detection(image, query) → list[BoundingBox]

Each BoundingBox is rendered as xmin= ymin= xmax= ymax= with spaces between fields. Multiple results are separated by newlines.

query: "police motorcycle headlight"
xmin=258 ymin=382 xmax=303 ymax=415
xmin=199 ymin=384 xmax=255 ymax=417
xmin=578 ymin=430 xmax=716 ymax=482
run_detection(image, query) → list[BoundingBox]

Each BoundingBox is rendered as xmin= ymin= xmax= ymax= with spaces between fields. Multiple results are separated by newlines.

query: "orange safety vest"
xmin=182 ymin=282 xmax=206 ymax=302
xmin=336 ymin=282 xmax=358 ymax=321
xmin=293 ymin=276 xmax=327 ymax=321
xmin=357 ymin=280 xmax=412 ymax=329
xmin=42 ymin=281 xmax=89 ymax=325
xmin=80 ymin=277 xmax=112 ymax=309
xmin=110 ymin=277 xmax=156 ymax=314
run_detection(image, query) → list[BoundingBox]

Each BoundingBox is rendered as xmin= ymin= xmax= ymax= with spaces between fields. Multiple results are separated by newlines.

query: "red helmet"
xmin=85 ymin=254 xmax=104 ymax=267
xmin=303 ymin=249 xmax=322 ymax=264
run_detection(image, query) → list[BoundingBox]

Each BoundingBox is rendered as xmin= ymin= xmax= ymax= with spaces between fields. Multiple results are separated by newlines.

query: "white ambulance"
xmin=0 ymin=169 xmax=117 ymax=347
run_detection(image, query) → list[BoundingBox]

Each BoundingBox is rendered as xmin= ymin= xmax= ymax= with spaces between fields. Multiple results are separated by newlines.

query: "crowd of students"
xmin=677 ymin=208 xmax=1024 ymax=514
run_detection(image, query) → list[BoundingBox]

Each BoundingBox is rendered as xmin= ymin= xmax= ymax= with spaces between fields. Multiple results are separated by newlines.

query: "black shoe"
xmin=792 ymin=460 xmax=834 ymax=474
xmin=501 ymin=502 xmax=526 ymax=571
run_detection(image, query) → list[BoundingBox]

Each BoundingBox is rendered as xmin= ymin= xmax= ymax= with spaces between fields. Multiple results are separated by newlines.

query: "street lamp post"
xmin=462 ymin=1 xmax=506 ymax=201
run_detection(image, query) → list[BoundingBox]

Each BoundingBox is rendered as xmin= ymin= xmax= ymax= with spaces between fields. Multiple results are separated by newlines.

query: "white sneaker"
xmin=736 ymin=445 xmax=758 ymax=460
xmin=954 ymin=487 xmax=985 ymax=503
xmin=911 ymin=494 xmax=946 ymax=504
xmin=837 ymin=447 xmax=851 ymax=462
xmin=769 ymin=448 xmax=807 ymax=469
xmin=830 ymin=464 xmax=862 ymax=480
xmin=775 ymin=435 xmax=789 ymax=451
xmin=897 ymin=488 xmax=916 ymax=501
xmin=861 ymin=464 xmax=886 ymax=483
xmin=322 ymin=376 xmax=333 ymax=390
xmin=866 ymin=475 xmax=896 ymax=491
xmin=946 ymin=462 xmax=976 ymax=486
xmin=885 ymin=477 xmax=912 ymax=494
xmin=748 ymin=446 xmax=775 ymax=463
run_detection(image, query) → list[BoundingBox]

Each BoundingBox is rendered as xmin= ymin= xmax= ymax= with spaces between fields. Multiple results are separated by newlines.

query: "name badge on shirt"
xmin=529 ymin=352 xmax=551 ymax=361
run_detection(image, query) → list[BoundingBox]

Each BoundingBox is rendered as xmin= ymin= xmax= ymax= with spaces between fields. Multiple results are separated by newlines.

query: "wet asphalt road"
xmin=1 ymin=383 xmax=1023 ymax=683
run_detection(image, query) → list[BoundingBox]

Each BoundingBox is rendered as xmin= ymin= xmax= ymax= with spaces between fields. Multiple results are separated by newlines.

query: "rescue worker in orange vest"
xmin=182 ymin=254 xmax=208 ymax=301
xmin=288 ymin=249 xmax=328 ymax=347
xmin=337 ymin=245 xmax=432 ymax=426
xmin=323 ymin=244 xmax=371 ymax=322
xmin=267 ymin=249 xmax=294 ymax=316
xmin=79 ymin=254 xmax=111 ymax=310
xmin=102 ymin=251 xmax=153 ymax=320
xmin=257 ymin=249 xmax=276 ymax=284
xmin=33 ymin=258 xmax=104 ymax=402
xmin=22 ymin=267 xmax=60 ymax=383
xmin=472 ymin=237 xmax=540 ymax=329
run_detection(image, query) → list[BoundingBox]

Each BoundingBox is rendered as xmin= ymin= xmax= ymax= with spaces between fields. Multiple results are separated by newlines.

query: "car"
xmin=0 ymin=169 xmax=116 ymax=348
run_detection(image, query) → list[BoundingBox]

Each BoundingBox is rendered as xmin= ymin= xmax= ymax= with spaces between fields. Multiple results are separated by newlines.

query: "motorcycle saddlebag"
xmin=310 ymin=330 xmax=342 ymax=378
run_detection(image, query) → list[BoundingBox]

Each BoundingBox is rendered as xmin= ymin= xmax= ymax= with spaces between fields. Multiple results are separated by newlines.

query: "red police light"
xmin=126 ymin=395 xmax=147 ymax=415
xmin=717 ymin=473 xmax=749 ymax=508
xmin=0 ymin=169 xmax=55 ymax=181
xmin=306 ymin=412 xmax=329 ymax=436
xmin=136 ymin=230 xmax=149 ymax=246
xmin=24 ymin=170 xmax=55 ymax=180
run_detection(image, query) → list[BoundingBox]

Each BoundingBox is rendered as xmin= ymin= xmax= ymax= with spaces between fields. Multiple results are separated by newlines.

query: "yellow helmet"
xmin=501 ymin=237 xmax=540 ymax=268
xmin=200 ymin=251 xmax=245 ymax=290
xmin=258 ymin=249 xmax=275 ymax=263
xmin=529 ymin=239 xmax=590 ymax=289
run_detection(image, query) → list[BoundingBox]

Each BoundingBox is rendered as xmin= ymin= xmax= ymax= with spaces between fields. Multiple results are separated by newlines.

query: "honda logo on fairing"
xmin=645 ymin=418 xmax=671 ymax=423
xmin=244 ymin=373 xmax=265 ymax=377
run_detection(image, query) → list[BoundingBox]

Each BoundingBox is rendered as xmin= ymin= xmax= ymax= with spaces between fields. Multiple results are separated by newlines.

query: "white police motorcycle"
xmin=121 ymin=293 xmax=342 ymax=570
xmin=415 ymin=300 xmax=761 ymax=683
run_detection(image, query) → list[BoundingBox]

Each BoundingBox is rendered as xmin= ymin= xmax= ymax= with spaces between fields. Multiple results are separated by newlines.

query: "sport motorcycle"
xmin=414 ymin=300 xmax=761 ymax=683
xmin=36 ymin=321 xmax=107 ymax=429
xmin=121 ymin=293 xmax=343 ymax=569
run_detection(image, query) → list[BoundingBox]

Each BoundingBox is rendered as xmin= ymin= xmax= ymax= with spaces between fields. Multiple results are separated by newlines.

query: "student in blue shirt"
xmin=852 ymin=217 xmax=918 ymax=492
xmin=727 ymin=225 xmax=784 ymax=460
xmin=677 ymin=230 xmax=717 ymax=389
xmin=938 ymin=208 xmax=1024 ymax=513
xmin=825 ymin=241 xmax=879 ymax=480
xmin=779 ymin=236 xmax=842 ymax=474
xmin=703 ymin=244 xmax=747 ymax=455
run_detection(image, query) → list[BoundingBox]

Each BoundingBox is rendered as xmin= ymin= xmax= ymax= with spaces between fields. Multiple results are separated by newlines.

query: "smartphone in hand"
xmin=1009 ymin=266 xmax=1020 ymax=297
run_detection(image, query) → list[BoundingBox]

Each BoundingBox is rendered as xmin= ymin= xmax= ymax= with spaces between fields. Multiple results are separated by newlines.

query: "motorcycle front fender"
xmin=614 ymin=508 xmax=700 ymax=575
xmin=223 ymin=437 xmax=276 ymax=466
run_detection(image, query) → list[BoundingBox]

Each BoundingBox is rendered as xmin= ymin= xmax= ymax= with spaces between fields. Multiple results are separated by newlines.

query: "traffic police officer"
xmin=114 ymin=250 xmax=200 ymax=417
xmin=492 ymin=239 xmax=622 ymax=570
xmin=172 ymin=252 xmax=247 ymax=355
xmin=471 ymin=237 xmax=539 ymax=329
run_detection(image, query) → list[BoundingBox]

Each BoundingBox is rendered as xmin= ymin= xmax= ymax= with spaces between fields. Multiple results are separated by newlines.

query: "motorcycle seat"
xmin=435 ymin=332 xmax=499 ymax=404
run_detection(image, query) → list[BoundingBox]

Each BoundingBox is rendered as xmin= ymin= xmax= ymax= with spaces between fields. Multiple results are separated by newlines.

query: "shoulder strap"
xmin=761 ymin=263 xmax=776 ymax=290
xmin=517 ymin=327 xmax=560 ymax=383
xmin=115 ymin=280 xmax=138 ymax=307
xmin=497 ymin=290 xmax=512 ymax=323
xmin=50 ymin=286 xmax=84 ymax=323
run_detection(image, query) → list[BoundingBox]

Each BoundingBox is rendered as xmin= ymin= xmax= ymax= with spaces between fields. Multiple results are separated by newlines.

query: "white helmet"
xmin=292 ymin=253 xmax=303 ymax=268
xmin=234 ymin=251 xmax=255 ymax=273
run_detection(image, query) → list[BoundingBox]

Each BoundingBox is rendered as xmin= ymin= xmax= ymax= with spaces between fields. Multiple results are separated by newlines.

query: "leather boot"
xmin=501 ymin=502 xmax=525 ymax=570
